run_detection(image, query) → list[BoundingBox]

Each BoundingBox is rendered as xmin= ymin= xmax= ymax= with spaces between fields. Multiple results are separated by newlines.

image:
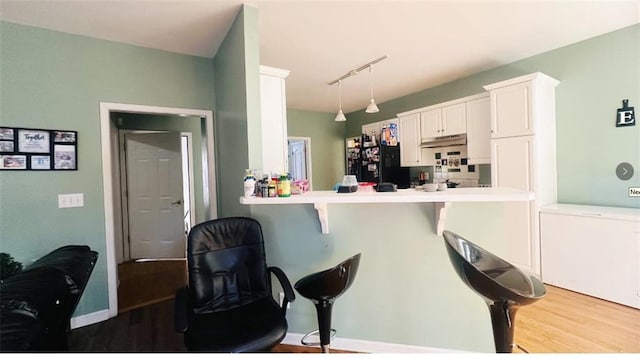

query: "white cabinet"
xmin=398 ymin=113 xmax=421 ymax=166
xmin=260 ymin=65 xmax=289 ymax=174
xmin=484 ymin=72 xmax=559 ymax=276
xmin=420 ymin=103 xmax=466 ymax=140
xmin=540 ymin=204 xmax=640 ymax=309
xmin=489 ymin=81 xmax=533 ymax=138
xmin=465 ymin=97 xmax=491 ymax=164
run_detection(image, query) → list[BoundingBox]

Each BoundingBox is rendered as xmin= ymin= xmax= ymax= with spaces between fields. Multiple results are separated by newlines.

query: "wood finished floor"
xmin=117 ymin=260 xmax=187 ymax=313
xmin=71 ymin=261 xmax=639 ymax=353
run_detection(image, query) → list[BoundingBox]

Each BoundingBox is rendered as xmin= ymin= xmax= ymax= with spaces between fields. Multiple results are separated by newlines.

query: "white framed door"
xmin=287 ymin=137 xmax=312 ymax=189
xmin=125 ymin=132 xmax=185 ymax=259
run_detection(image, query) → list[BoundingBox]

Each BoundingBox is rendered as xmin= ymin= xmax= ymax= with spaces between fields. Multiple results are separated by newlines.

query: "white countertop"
xmin=240 ymin=187 xmax=534 ymax=235
xmin=541 ymin=203 xmax=640 ymax=222
xmin=240 ymin=187 xmax=534 ymax=205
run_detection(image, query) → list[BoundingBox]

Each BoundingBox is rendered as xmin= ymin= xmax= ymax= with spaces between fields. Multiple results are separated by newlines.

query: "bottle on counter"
xmin=243 ymin=169 xmax=256 ymax=198
xmin=277 ymin=173 xmax=291 ymax=197
xmin=268 ymin=177 xmax=277 ymax=198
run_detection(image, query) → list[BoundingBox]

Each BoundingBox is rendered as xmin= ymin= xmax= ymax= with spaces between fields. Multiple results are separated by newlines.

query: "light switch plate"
xmin=58 ymin=193 xmax=84 ymax=208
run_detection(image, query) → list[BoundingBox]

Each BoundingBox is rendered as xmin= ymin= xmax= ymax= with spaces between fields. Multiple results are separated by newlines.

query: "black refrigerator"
xmin=360 ymin=143 xmax=410 ymax=189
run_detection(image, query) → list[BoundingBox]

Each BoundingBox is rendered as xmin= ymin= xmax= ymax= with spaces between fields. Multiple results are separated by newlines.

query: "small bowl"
xmin=423 ymin=183 xmax=438 ymax=192
xmin=437 ymin=183 xmax=447 ymax=191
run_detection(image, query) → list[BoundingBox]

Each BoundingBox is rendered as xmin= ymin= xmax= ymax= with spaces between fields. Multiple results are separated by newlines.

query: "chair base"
xmin=301 ymin=328 xmax=337 ymax=352
xmin=488 ymin=301 xmax=519 ymax=353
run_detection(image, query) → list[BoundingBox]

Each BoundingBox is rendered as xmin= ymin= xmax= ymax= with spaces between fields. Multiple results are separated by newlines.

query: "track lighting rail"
xmin=328 ymin=55 xmax=388 ymax=85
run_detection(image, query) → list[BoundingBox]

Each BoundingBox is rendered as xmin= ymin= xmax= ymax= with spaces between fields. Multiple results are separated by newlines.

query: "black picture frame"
xmin=0 ymin=126 xmax=78 ymax=171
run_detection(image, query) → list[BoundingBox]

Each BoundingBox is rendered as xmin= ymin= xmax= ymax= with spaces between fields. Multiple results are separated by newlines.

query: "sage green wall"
xmin=346 ymin=24 xmax=639 ymax=208
xmin=0 ymin=21 xmax=215 ymax=316
xmin=214 ymin=5 xmax=260 ymax=217
xmin=287 ymin=109 xmax=346 ymax=190
xmin=115 ymin=113 xmax=206 ymax=223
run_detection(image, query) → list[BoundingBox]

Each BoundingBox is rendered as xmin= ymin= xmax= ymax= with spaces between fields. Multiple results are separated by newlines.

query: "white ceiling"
xmin=1 ymin=0 xmax=638 ymax=114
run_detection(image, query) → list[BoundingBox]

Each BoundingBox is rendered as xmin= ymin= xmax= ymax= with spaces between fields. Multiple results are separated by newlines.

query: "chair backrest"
xmin=442 ymin=230 xmax=545 ymax=304
xmin=187 ymin=217 xmax=271 ymax=314
xmin=295 ymin=253 xmax=361 ymax=303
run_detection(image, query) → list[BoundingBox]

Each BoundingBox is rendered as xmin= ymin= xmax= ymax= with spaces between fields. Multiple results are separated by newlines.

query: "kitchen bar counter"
xmin=240 ymin=187 xmax=534 ymax=235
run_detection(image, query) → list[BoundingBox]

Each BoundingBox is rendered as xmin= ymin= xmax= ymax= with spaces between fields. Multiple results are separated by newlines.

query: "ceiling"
xmin=1 ymin=0 xmax=638 ymax=114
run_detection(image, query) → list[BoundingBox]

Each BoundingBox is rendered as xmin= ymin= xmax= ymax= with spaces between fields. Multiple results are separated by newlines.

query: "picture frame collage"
xmin=0 ymin=127 xmax=78 ymax=171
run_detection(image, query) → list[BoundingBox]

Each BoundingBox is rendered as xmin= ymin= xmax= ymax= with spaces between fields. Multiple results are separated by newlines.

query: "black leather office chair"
xmin=174 ymin=217 xmax=295 ymax=352
xmin=294 ymin=253 xmax=361 ymax=353
xmin=442 ymin=230 xmax=545 ymax=353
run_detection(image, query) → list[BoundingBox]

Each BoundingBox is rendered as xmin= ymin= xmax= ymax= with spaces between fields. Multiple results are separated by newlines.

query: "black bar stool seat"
xmin=442 ymin=231 xmax=545 ymax=353
xmin=294 ymin=253 xmax=361 ymax=353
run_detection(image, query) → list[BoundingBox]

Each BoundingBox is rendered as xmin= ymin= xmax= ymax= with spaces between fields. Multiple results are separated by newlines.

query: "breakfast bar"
xmin=240 ymin=187 xmax=534 ymax=235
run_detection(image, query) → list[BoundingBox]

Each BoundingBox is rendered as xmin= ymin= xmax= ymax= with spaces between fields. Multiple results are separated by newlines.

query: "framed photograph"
xmin=0 ymin=128 xmax=14 ymax=141
xmin=0 ymin=141 xmax=14 ymax=153
xmin=54 ymin=131 xmax=77 ymax=143
xmin=31 ymin=155 xmax=51 ymax=170
xmin=0 ymin=126 xmax=77 ymax=171
xmin=0 ymin=155 xmax=27 ymax=169
xmin=54 ymin=144 xmax=76 ymax=170
xmin=18 ymin=129 xmax=50 ymax=153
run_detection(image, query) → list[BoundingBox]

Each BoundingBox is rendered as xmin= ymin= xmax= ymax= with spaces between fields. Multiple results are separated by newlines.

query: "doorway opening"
xmin=99 ymin=102 xmax=216 ymax=320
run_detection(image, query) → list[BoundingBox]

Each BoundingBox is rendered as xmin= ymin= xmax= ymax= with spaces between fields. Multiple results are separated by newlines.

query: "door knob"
xmin=171 ymin=199 xmax=183 ymax=205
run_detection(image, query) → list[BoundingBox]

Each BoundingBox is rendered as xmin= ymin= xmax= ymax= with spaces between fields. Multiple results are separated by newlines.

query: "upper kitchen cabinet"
xmin=420 ymin=103 xmax=466 ymax=140
xmin=465 ymin=96 xmax=491 ymax=164
xmin=486 ymin=72 xmax=560 ymax=139
xmin=260 ymin=65 xmax=290 ymax=175
xmin=398 ymin=113 xmax=421 ymax=166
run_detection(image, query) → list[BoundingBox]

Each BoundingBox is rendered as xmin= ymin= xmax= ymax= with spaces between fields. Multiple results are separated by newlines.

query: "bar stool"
xmin=294 ymin=253 xmax=361 ymax=353
xmin=442 ymin=230 xmax=545 ymax=353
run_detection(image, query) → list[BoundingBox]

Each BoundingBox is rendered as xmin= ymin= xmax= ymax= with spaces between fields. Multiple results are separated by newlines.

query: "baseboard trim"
xmin=282 ymin=332 xmax=460 ymax=353
xmin=70 ymin=309 xmax=110 ymax=329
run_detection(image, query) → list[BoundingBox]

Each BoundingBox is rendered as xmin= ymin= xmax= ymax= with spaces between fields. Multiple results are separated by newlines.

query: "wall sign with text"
xmin=616 ymin=99 xmax=635 ymax=127
xmin=0 ymin=127 xmax=78 ymax=171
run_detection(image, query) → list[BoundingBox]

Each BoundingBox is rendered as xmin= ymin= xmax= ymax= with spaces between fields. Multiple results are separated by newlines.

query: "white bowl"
xmin=423 ymin=183 xmax=438 ymax=192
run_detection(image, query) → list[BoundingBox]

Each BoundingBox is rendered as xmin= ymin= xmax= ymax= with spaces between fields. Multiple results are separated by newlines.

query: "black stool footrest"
xmin=300 ymin=329 xmax=337 ymax=346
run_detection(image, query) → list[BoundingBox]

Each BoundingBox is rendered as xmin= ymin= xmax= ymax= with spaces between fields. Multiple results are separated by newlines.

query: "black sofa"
xmin=0 ymin=245 xmax=98 ymax=352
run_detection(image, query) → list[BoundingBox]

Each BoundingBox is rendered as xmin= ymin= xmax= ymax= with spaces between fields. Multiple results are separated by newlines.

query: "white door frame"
xmin=287 ymin=136 xmax=313 ymax=190
xmin=100 ymin=102 xmax=216 ymax=318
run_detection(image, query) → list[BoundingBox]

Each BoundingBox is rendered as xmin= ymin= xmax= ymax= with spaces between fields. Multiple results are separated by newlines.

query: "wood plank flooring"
xmin=117 ymin=260 xmax=187 ymax=313
xmin=72 ymin=260 xmax=639 ymax=353
xmin=514 ymin=285 xmax=640 ymax=353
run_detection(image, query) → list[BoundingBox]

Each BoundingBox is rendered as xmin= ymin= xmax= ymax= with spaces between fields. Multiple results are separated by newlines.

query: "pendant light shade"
xmin=335 ymin=80 xmax=347 ymax=121
xmin=365 ymin=65 xmax=380 ymax=113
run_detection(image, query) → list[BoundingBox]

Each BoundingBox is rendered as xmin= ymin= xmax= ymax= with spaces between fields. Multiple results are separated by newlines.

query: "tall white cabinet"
xmin=260 ymin=65 xmax=290 ymax=175
xmin=484 ymin=72 xmax=560 ymax=276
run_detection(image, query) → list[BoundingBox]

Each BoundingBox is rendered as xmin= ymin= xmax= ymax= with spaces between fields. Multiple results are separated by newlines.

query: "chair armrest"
xmin=174 ymin=286 xmax=189 ymax=333
xmin=268 ymin=266 xmax=295 ymax=313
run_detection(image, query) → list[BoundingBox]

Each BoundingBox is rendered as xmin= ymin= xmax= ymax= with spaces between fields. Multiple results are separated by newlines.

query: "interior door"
xmin=288 ymin=140 xmax=306 ymax=181
xmin=125 ymin=132 xmax=185 ymax=259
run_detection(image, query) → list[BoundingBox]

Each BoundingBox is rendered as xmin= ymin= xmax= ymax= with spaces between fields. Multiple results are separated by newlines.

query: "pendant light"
xmin=365 ymin=64 xmax=380 ymax=113
xmin=334 ymin=79 xmax=347 ymax=122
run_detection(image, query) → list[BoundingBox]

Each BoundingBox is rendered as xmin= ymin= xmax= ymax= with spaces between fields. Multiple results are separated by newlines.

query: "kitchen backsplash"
xmin=410 ymin=145 xmax=491 ymax=187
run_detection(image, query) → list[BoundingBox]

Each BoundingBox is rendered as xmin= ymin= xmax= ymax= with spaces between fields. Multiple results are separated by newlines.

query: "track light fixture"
xmin=329 ymin=55 xmax=388 ymax=120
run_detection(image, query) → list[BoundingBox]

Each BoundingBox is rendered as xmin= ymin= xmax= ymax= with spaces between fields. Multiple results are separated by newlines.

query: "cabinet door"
xmin=420 ymin=109 xmax=441 ymax=140
xmin=441 ymin=103 xmax=466 ymax=135
xmin=492 ymin=136 xmax=537 ymax=274
xmin=260 ymin=71 xmax=288 ymax=174
xmin=399 ymin=114 xmax=421 ymax=166
xmin=490 ymin=81 xmax=533 ymax=138
xmin=466 ymin=97 xmax=491 ymax=164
